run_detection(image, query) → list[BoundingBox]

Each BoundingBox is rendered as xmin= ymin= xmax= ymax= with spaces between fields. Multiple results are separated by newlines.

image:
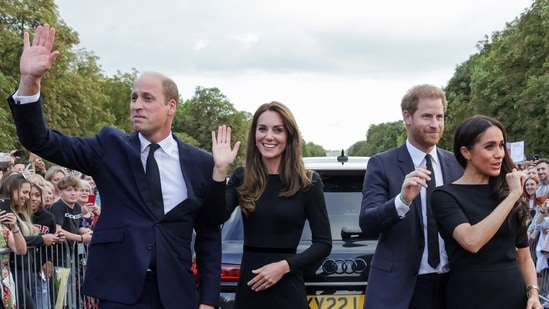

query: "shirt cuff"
xmin=12 ymin=90 xmax=40 ymax=104
xmin=395 ymin=193 xmax=411 ymax=217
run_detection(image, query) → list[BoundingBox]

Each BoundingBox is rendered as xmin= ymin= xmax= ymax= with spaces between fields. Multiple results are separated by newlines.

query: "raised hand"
xmin=211 ymin=125 xmax=241 ymax=181
xmin=400 ymin=166 xmax=431 ymax=205
xmin=506 ymin=168 xmax=526 ymax=198
xmin=19 ymin=23 xmax=60 ymax=95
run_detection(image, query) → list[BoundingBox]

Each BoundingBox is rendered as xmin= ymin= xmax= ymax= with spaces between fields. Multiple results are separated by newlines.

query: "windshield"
xmin=222 ymin=171 xmax=365 ymax=242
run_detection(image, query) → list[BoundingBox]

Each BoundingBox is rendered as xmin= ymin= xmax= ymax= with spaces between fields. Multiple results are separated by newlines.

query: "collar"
xmin=405 ymin=140 xmax=439 ymax=168
xmin=138 ymin=133 xmax=177 ymax=155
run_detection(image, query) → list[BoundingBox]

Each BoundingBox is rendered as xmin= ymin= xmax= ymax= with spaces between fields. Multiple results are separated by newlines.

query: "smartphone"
xmin=12 ymin=150 xmax=25 ymax=158
xmin=87 ymin=194 xmax=96 ymax=204
xmin=0 ymin=199 xmax=12 ymax=214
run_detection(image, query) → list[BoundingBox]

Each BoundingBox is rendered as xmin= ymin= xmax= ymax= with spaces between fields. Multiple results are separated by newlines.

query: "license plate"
xmin=307 ymin=295 xmax=364 ymax=309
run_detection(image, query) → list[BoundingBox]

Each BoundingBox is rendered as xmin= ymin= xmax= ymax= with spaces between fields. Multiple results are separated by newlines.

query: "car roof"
xmin=303 ymin=156 xmax=369 ymax=171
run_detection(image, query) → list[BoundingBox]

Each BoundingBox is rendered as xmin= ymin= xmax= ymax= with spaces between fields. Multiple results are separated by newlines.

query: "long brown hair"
xmin=0 ymin=173 xmax=38 ymax=236
xmin=238 ymin=101 xmax=312 ymax=214
xmin=453 ymin=115 xmax=529 ymax=241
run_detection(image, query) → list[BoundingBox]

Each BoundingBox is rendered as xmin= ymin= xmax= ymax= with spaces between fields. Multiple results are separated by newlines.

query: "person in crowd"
xmin=224 ymin=101 xmax=332 ymax=308
xmin=42 ymin=181 xmax=55 ymax=211
xmin=524 ymin=177 xmax=542 ymax=218
xmin=8 ymin=23 xmax=240 ymax=309
xmin=528 ymin=165 xmax=539 ymax=179
xmin=29 ymin=174 xmax=46 ymax=190
xmin=525 ymin=176 xmax=542 ymax=243
xmin=29 ymin=153 xmax=47 ymax=177
xmin=0 ymin=177 xmax=27 ymax=309
xmin=29 ymin=182 xmax=58 ymax=309
xmin=534 ymin=198 xmax=549 ymax=305
xmin=44 ymin=166 xmax=67 ymax=203
xmin=50 ymin=175 xmax=92 ymax=247
xmin=81 ymin=174 xmax=101 ymax=207
xmin=11 ymin=163 xmax=28 ymax=176
xmin=431 ymin=115 xmax=541 ymax=309
xmin=0 ymin=173 xmax=54 ymax=309
xmin=78 ymin=179 xmax=100 ymax=230
xmin=359 ymin=84 xmax=463 ymax=309
xmin=51 ymin=175 xmax=96 ymax=307
xmin=537 ymin=159 xmax=549 ymax=197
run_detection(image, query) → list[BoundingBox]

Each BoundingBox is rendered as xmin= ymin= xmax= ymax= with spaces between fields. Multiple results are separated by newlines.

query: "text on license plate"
xmin=307 ymin=295 xmax=364 ymax=309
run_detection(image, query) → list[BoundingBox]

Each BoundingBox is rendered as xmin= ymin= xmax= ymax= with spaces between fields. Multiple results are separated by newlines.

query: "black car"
xmin=218 ymin=156 xmax=377 ymax=309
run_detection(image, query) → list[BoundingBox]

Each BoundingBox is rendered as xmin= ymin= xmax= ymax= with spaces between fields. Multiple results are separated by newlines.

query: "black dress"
xmin=431 ymin=184 xmax=528 ymax=309
xmin=226 ymin=167 xmax=332 ymax=309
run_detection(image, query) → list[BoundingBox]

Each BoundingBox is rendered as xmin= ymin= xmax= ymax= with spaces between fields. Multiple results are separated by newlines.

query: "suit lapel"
xmin=173 ymin=135 xmax=195 ymax=201
xmin=128 ymin=133 xmax=157 ymax=219
xmin=437 ymin=150 xmax=457 ymax=185
xmin=397 ymin=145 xmax=425 ymax=229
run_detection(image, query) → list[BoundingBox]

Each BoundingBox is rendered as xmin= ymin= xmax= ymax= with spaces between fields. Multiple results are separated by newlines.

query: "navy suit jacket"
xmin=8 ymin=96 xmax=224 ymax=308
xmin=359 ymin=144 xmax=463 ymax=309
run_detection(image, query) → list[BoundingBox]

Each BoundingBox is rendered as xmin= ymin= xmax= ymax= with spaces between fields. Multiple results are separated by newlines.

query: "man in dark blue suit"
xmin=8 ymin=24 xmax=240 ymax=309
xmin=359 ymin=84 xmax=463 ymax=309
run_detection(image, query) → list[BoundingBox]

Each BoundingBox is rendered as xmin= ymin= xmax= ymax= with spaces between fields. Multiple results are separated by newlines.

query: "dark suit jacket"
xmin=359 ymin=144 xmax=463 ymax=309
xmin=8 ymin=96 xmax=224 ymax=308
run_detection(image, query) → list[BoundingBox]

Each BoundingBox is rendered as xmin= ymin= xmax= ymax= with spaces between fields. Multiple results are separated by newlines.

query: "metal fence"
xmin=0 ymin=236 xmax=547 ymax=308
xmin=0 ymin=240 xmax=97 ymax=309
xmin=531 ymin=232 xmax=549 ymax=307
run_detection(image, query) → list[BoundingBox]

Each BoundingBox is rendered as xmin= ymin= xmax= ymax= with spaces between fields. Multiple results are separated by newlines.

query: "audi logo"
xmin=319 ymin=258 xmax=367 ymax=274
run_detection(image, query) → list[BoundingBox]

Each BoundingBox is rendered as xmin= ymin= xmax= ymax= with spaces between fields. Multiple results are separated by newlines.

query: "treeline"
xmin=0 ymin=1 xmax=325 ymax=169
xmin=2 ymin=1 xmax=545 ymax=162
xmin=350 ymin=0 xmax=548 ymax=160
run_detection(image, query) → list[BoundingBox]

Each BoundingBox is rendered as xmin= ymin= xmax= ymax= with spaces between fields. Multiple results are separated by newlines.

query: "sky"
xmin=55 ymin=0 xmax=533 ymax=151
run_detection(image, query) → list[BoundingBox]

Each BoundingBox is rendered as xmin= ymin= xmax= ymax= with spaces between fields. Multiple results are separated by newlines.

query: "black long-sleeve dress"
xmin=431 ymin=184 xmax=528 ymax=309
xmin=226 ymin=167 xmax=332 ymax=309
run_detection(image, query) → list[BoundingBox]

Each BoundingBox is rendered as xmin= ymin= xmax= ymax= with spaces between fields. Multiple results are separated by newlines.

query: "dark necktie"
xmin=425 ymin=154 xmax=440 ymax=268
xmin=146 ymin=143 xmax=164 ymax=218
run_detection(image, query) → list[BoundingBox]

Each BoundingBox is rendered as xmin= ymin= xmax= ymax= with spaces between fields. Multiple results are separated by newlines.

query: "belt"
xmin=243 ymin=245 xmax=296 ymax=254
xmin=417 ymin=272 xmax=449 ymax=280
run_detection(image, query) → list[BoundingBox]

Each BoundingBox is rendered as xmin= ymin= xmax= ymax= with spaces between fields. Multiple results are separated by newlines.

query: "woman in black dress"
xmin=431 ymin=115 xmax=542 ymax=309
xmin=225 ymin=101 xmax=332 ymax=309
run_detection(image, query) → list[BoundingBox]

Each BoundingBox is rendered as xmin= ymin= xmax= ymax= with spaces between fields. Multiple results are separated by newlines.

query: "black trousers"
xmin=409 ymin=272 xmax=449 ymax=309
xmin=97 ymin=271 xmax=163 ymax=309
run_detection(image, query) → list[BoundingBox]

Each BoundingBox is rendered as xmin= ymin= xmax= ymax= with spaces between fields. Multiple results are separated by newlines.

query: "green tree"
xmin=176 ymin=87 xmax=250 ymax=169
xmin=444 ymin=0 xmax=549 ymax=159
xmin=349 ymin=121 xmax=405 ymax=157
xmin=0 ymin=0 xmax=114 ymax=152
xmin=302 ymin=141 xmax=325 ymax=157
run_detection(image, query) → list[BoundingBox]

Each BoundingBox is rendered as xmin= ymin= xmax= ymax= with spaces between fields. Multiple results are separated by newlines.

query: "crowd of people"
xmin=0 ymin=154 xmax=101 ymax=309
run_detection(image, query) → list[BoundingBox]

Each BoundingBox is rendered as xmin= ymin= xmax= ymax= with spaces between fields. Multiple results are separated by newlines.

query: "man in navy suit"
xmin=8 ymin=24 xmax=240 ymax=309
xmin=359 ymin=84 xmax=463 ymax=309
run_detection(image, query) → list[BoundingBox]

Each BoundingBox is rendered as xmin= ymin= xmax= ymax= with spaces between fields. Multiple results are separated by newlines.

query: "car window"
xmin=301 ymin=172 xmax=363 ymax=241
xmin=222 ymin=170 xmax=365 ymax=242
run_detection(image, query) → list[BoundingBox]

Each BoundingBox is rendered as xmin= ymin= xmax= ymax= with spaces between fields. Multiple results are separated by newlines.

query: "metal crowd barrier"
xmin=0 ymin=240 xmax=97 ymax=309
xmin=0 ymin=234 xmax=543 ymax=308
xmin=530 ymin=232 xmax=549 ymax=306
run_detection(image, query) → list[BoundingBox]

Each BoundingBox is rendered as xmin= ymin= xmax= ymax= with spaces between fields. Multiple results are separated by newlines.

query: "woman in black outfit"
xmin=431 ymin=115 xmax=542 ymax=309
xmin=29 ymin=182 xmax=60 ymax=309
xmin=225 ymin=101 xmax=332 ymax=309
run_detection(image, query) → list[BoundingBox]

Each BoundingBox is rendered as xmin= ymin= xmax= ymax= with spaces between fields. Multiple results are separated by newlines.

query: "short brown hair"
xmin=401 ymin=84 xmax=447 ymax=115
xmin=56 ymin=175 xmax=82 ymax=191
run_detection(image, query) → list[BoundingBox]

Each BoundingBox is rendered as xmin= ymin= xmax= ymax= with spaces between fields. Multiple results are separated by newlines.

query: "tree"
xmin=302 ymin=141 xmax=325 ymax=157
xmin=176 ymin=87 xmax=250 ymax=169
xmin=349 ymin=121 xmax=405 ymax=157
xmin=444 ymin=0 xmax=549 ymax=158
